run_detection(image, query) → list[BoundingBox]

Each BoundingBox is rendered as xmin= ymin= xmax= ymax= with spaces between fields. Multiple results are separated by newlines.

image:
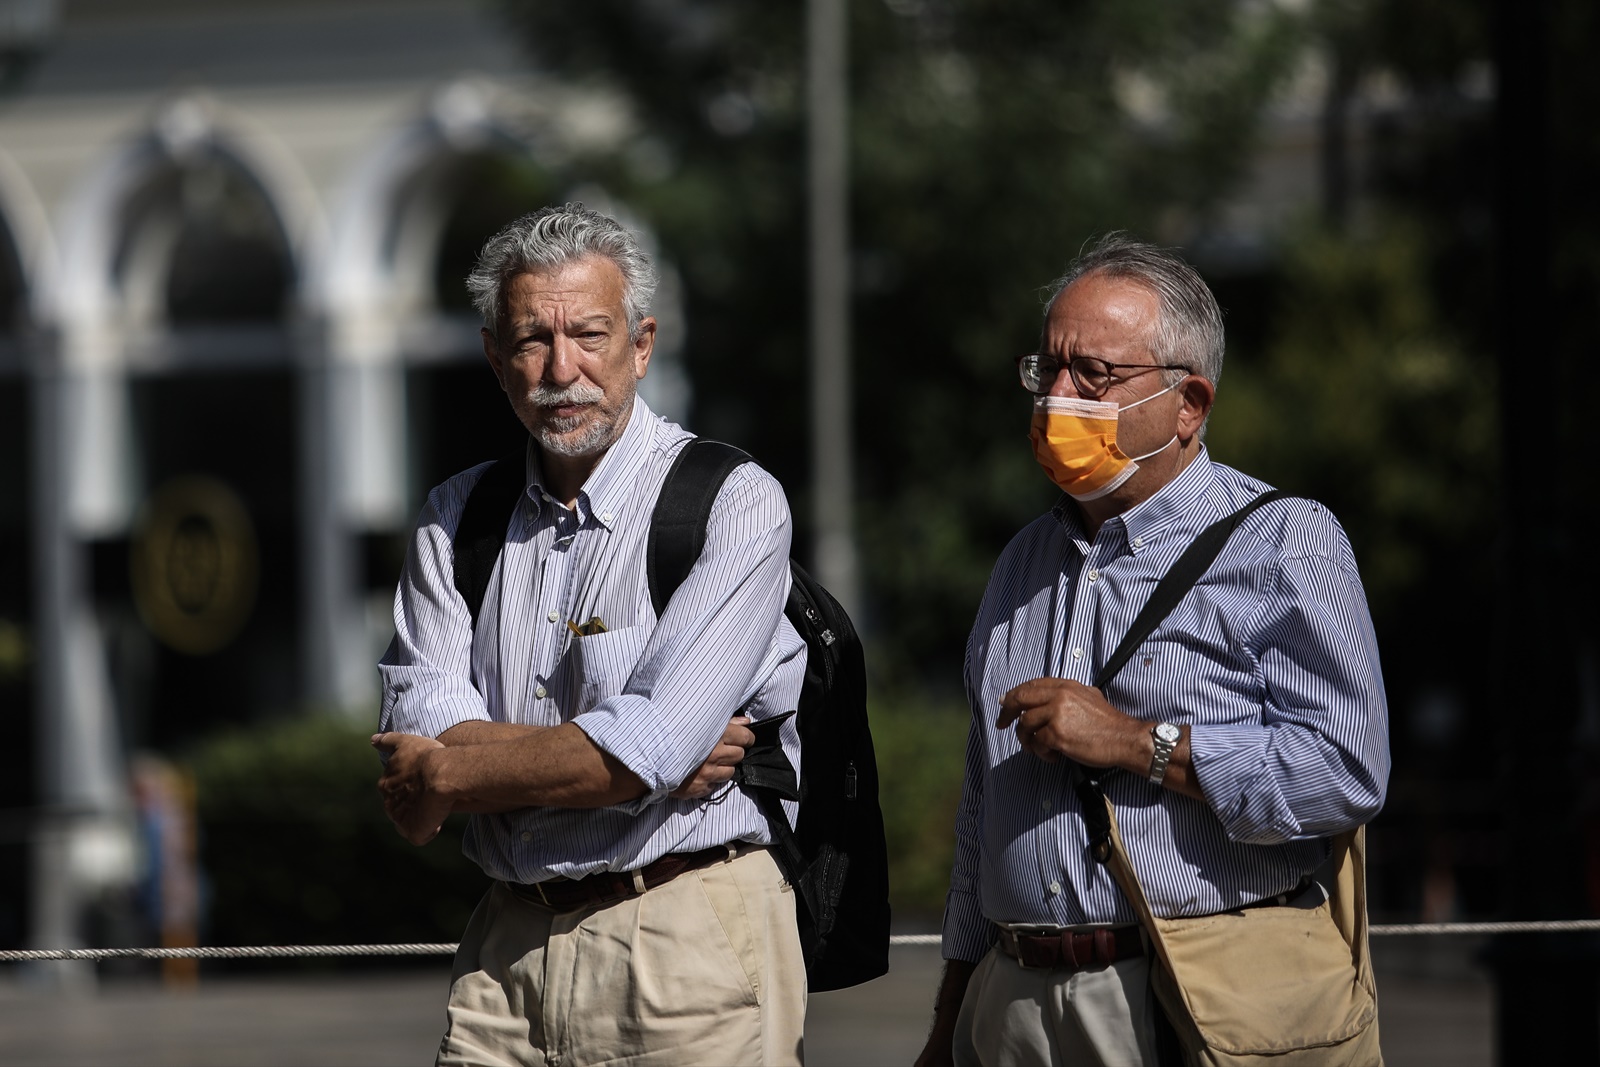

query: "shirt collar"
xmin=1049 ymin=446 xmax=1219 ymax=555
xmin=1120 ymin=446 xmax=1218 ymax=551
xmin=584 ymin=394 xmax=659 ymax=529
xmin=520 ymin=394 xmax=658 ymax=530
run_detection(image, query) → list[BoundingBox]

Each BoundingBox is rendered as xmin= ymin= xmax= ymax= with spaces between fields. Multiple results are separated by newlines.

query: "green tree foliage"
xmin=1207 ymin=218 xmax=1498 ymax=641
xmin=870 ymin=698 xmax=968 ymax=919
xmin=499 ymin=0 xmax=1304 ymax=686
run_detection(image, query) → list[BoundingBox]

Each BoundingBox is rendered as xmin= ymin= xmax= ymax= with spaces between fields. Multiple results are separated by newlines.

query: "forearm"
xmin=426 ymin=723 xmax=649 ymax=810
xmin=1105 ymin=721 xmax=1203 ymax=802
xmin=917 ymin=959 xmax=977 ymax=1066
xmin=437 ymin=720 xmax=543 ymax=746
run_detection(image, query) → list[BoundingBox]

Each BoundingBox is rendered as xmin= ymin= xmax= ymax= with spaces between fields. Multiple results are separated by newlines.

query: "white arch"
xmin=47 ymin=92 xmax=324 ymax=349
xmin=0 ymin=145 xmax=57 ymax=328
xmin=312 ymin=77 xmax=532 ymax=328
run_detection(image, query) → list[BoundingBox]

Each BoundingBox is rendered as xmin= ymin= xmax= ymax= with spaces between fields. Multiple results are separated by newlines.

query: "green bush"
xmin=182 ymin=714 xmax=487 ymax=964
xmin=870 ymin=697 xmax=969 ymax=926
xmin=181 ymin=698 xmax=972 ymax=957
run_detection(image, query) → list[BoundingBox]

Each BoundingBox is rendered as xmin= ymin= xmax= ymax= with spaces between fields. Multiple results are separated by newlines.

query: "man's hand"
xmin=373 ymin=732 xmax=454 ymax=846
xmin=997 ymin=679 xmax=1204 ymax=800
xmin=996 ymin=678 xmax=1144 ymax=770
xmin=670 ymin=716 xmax=754 ymax=799
xmin=913 ymin=958 xmax=976 ymax=1067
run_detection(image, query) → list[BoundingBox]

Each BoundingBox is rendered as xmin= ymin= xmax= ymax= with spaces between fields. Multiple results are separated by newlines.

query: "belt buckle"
xmin=1002 ymin=928 xmax=1051 ymax=970
xmin=534 ymin=881 xmax=552 ymax=907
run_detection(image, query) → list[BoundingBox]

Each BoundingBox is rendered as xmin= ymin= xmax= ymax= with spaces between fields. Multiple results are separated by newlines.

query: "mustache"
xmin=530 ymin=383 xmax=605 ymax=407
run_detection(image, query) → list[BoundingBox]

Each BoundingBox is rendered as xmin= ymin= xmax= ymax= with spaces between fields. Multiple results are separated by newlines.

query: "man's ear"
xmin=1176 ymin=375 xmax=1215 ymax=442
xmin=482 ymin=327 xmax=506 ymax=389
xmin=631 ymin=317 xmax=656 ymax=381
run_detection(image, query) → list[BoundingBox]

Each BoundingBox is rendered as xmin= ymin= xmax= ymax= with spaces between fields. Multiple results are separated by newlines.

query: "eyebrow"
xmin=507 ymin=313 xmax=616 ymax=340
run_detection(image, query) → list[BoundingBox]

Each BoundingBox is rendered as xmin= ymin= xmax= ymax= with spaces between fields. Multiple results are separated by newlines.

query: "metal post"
xmin=807 ymin=0 xmax=860 ymax=618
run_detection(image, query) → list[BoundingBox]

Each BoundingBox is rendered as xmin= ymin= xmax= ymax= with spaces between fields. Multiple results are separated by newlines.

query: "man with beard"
xmin=373 ymin=204 xmax=807 ymax=1066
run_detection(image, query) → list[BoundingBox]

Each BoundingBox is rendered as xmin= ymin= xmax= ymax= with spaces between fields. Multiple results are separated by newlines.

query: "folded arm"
xmin=374 ymin=716 xmax=756 ymax=844
xmin=568 ymin=465 xmax=798 ymax=809
xmin=374 ymin=464 xmax=784 ymax=843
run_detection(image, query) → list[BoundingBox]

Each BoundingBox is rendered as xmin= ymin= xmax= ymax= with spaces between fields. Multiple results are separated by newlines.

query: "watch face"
xmin=1155 ymin=722 xmax=1181 ymax=744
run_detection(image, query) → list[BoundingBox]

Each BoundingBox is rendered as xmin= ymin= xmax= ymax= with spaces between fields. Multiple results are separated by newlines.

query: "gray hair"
xmin=1044 ymin=232 xmax=1225 ymax=388
xmin=467 ymin=203 xmax=658 ymax=341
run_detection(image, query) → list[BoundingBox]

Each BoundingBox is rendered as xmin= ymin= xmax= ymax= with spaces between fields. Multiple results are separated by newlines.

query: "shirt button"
xmin=1132 ymin=536 xmax=1144 ymax=548
xmin=1071 ymin=647 xmax=1083 ymax=660
xmin=1041 ymin=799 xmax=1053 ymax=812
xmin=1086 ymin=569 xmax=1099 ymax=582
xmin=535 ymin=686 xmax=547 ymax=699
xmin=521 ymin=831 xmax=531 ymax=842
xmin=601 ymin=512 xmax=614 ymax=524
xmin=547 ymin=612 xmax=559 ymax=623
xmin=1049 ymin=880 xmax=1062 ymax=895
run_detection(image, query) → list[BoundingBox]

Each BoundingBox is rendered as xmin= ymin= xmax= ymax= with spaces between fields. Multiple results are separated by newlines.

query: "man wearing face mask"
xmin=914 ymin=234 xmax=1390 ymax=1067
xmin=373 ymin=204 xmax=808 ymax=1065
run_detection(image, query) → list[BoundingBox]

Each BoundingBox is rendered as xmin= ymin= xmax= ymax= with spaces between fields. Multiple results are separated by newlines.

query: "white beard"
xmin=525 ymin=381 xmax=633 ymax=458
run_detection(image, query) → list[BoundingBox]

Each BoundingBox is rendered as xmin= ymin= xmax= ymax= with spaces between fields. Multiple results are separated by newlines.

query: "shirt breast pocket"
xmin=573 ymin=623 xmax=650 ymax=712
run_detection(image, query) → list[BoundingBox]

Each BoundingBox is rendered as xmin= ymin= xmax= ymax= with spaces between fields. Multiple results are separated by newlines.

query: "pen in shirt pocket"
xmin=566 ymin=617 xmax=608 ymax=637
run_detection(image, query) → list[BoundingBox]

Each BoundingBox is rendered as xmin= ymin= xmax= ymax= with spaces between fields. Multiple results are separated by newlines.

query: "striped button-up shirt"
xmin=379 ymin=396 xmax=806 ymax=885
xmin=942 ymin=450 xmax=1389 ymax=962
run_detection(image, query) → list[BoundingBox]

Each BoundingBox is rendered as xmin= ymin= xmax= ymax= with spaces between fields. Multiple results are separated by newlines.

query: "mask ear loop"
xmin=1127 ymin=435 xmax=1178 ymax=463
xmin=1116 ymin=375 xmax=1186 ymax=413
xmin=1118 ymin=375 xmax=1186 ymax=463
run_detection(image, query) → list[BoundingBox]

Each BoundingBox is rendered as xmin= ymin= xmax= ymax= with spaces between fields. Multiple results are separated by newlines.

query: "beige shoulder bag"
xmin=1088 ymin=787 xmax=1382 ymax=1066
xmin=1075 ymin=489 xmax=1382 ymax=1065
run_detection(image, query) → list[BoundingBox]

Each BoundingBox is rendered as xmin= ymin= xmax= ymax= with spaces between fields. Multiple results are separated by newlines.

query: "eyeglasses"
xmin=1014 ymin=353 xmax=1192 ymax=398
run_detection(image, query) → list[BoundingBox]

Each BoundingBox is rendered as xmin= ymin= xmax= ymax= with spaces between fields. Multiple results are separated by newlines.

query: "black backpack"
xmin=451 ymin=438 xmax=891 ymax=992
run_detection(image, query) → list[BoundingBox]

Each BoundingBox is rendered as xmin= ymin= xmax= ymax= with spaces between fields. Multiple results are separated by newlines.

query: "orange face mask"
xmin=1028 ymin=390 xmax=1178 ymax=501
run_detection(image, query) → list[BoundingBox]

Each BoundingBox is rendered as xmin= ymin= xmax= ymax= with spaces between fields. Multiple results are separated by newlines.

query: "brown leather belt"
xmin=502 ymin=845 xmax=734 ymax=912
xmin=998 ymin=925 xmax=1144 ymax=971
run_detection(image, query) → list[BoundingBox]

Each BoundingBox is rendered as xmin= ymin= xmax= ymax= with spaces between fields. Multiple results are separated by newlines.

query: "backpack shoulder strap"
xmin=452 ymin=448 xmax=528 ymax=629
xmin=648 ymin=438 xmax=753 ymax=617
xmin=1092 ymin=489 xmax=1290 ymax=690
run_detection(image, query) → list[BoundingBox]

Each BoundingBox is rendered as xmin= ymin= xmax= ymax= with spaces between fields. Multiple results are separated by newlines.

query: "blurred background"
xmin=0 ymin=0 xmax=1595 ymax=1060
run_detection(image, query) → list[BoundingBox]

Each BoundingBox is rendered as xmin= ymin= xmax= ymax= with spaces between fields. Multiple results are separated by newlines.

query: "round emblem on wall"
xmin=130 ymin=476 xmax=260 ymax=655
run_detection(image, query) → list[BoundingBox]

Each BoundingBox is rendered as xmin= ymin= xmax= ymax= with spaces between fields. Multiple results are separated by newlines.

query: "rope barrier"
xmin=2 ymin=921 xmax=1597 ymax=962
xmin=1368 ymin=919 xmax=1600 ymax=936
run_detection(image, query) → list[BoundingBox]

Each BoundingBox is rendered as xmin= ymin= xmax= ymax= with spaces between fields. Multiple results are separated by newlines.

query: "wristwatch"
xmin=1148 ymin=722 xmax=1181 ymax=786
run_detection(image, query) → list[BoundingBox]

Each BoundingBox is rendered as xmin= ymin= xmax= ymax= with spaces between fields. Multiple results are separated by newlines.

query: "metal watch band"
xmin=1147 ymin=723 xmax=1180 ymax=785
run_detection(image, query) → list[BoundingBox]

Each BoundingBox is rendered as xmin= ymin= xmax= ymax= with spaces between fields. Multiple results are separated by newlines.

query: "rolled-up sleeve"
xmin=378 ymin=472 xmax=495 ymax=739
xmin=1189 ymin=512 xmax=1390 ymax=845
xmin=573 ymin=464 xmax=802 ymax=808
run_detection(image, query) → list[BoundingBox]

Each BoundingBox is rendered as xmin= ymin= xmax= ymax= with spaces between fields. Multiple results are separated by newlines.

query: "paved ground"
xmin=0 ymin=940 xmax=1496 ymax=1066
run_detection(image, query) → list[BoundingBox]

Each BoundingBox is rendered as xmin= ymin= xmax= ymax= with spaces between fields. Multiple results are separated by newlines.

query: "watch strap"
xmin=1147 ymin=724 xmax=1179 ymax=785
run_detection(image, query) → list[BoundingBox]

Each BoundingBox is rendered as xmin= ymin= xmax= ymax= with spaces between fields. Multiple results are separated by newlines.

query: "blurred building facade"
xmin=0 ymin=0 xmax=1443 ymax=963
xmin=0 ymin=0 xmax=690 ymax=957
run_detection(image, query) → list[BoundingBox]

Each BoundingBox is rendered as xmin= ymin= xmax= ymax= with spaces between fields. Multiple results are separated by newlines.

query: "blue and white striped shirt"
xmin=942 ymin=450 xmax=1389 ymax=961
xmin=379 ymin=396 xmax=806 ymax=885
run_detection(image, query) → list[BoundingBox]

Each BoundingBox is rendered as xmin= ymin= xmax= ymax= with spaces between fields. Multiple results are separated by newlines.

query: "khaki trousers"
xmin=438 ymin=846 xmax=806 ymax=1067
xmin=953 ymin=940 xmax=1160 ymax=1067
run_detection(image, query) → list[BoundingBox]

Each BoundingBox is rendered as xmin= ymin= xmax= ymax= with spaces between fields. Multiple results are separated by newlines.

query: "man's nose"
xmin=1047 ymin=364 xmax=1081 ymax=399
xmin=543 ymin=336 xmax=583 ymax=387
